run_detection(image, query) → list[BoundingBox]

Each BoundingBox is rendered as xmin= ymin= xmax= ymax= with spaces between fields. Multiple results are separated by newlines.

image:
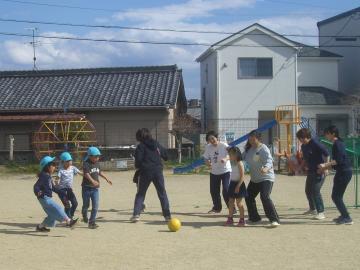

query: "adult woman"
xmin=130 ymin=128 xmax=171 ymax=222
xmin=318 ymin=126 xmax=353 ymax=225
xmin=203 ymin=131 xmax=231 ymax=213
xmin=244 ymin=130 xmax=280 ymax=227
xmin=296 ymin=128 xmax=329 ymax=220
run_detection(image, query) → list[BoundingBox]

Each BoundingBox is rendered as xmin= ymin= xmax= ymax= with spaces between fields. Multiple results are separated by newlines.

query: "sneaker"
xmin=237 ymin=218 xmax=246 ymax=227
xmin=336 ymin=217 xmax=353 ymax=225
xmin=67 ymin=218 xmax=78 ymax=228
xmin=141 ymin=203 xmax=146 ymax=213
xmin=208 ymin=209 xmax=221 ymax=214
xmin=82 ymin=216 xmax=89 ymax=223
xmin=303 ymin=209 xmax=317 ymax=216
xmin=130 ymin=215 xmax=140 ymax=223
xmin=88 ymin=223 xmax=99 ymax=229
xmin=314 ymin=212 xmax=326 ymax=220
xmin=224 ymin=217 xmax=234 ymax=226
xmin=270 ymin=221 xmax=281 ymax=228
xmin=36 ymin=225 xmax=50 ymax=232
xmin=165 ymin=216 xmax=172 ymax=222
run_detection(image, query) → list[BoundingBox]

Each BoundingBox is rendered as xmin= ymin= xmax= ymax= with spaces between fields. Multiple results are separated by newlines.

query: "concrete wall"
xmin=86 ymin=109 xmax=174 ymax=148
xmin=318 ymin=15 xmax=360 ymax=94
xmin=200 ymin=52 xmax=218 ymax=131
xmin=298 ymin=58 xmax=339 ymax=90
xmin=216 ymin=29 xmax=297 ymax=119
xmin=0 ymin=122 xmax=37 ymax=151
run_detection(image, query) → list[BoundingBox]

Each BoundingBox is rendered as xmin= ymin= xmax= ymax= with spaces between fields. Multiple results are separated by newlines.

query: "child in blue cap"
xmin=55 ymin=152 xmax=82 ymax=219
xmin=34 ymin=156 xmax=78 ymax=232
xmin=82 ymin=146 xmax=112 ymax=229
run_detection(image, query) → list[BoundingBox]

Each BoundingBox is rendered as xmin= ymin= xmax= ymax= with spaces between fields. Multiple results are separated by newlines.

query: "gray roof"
xmin=317 ymin=7 xmax=360 ymax=27
xmin=0 ymin=65 xmax=185 ymax=112
xmin=297 ymin=45 xmax=342 ymax=58
xmin=298 ymin=87 xmax=348 ymax=105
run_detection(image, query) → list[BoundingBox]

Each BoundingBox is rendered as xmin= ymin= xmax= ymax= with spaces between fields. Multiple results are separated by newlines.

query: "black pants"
xmin=245 ymin=181 xmax=280 ymax=223
xmin=305 ymin=173 xmax=325 ymax=213
xmin=57 ymin=188 xmax=78 ymax=218
xmin=332 ymin=170 xmax=352 ymax=219
xmin=210 ymin=172 xmax=230 ymax=211
xmin=133 ymin=170 xmax=170 ymax=217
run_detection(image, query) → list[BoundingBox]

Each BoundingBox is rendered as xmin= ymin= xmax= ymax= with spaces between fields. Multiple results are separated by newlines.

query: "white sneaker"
xmin=130 ymin=215 xmax=140 ymax=223
xmin=314 ymin=212 xmax=325 ymax=220
xmin=270 ymin=221 xmax=280 ymax=228
xmin=303 ymin=209 xmax=317 ymax=216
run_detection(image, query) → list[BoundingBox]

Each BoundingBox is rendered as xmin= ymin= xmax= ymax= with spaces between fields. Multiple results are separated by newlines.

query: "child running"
xmin=318 ymin=125 xmax=354 ymax=225
xmin=34 ymin=156 xmax=78 ymax=232
xmin=82 ymin=147 xmax=112 ymax=229
xmin=224 ymin=146 xmax=247 ymax=227
xmin=56 ymin=151 xmax=82 ymax=220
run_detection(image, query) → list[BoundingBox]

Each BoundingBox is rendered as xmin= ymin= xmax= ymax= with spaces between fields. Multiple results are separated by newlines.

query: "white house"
xmin=196 ymin=23 xmax=356 ymax=145
xmin=318 ymin=6 xmax=360 ymax=95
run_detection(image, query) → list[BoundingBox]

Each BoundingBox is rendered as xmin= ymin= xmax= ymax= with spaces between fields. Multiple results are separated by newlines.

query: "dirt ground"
xmin=0 ymin=170 xmax=359 ymax=270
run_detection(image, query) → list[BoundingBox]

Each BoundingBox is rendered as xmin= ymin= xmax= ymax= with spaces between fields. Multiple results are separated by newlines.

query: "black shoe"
xmin=82 ymin=216 xmax=89 ymax=223
xmin=88 ymin=223 xmax=99 ymax=229
xmin=67 ymin=218 xmax=78 ymax=228
xmin=36 ymin=225 xmax=50 ymax=232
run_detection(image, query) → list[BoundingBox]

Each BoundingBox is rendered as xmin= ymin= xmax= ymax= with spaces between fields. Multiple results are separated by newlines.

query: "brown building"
xmin=0 ymin=65 xmax=187 ymax=163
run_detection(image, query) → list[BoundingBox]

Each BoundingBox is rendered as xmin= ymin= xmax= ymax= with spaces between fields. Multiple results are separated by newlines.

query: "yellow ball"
xmin=168 ymin=218 xmax=181 ymax=232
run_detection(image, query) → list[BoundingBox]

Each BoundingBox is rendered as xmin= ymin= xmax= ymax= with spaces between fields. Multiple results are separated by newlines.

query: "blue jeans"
xmin=38 ymin=196 xmax=68 ymax=227
xmin=210 ymin=172 xmax=230 ymax=211
xmin=305 ymin=173 xmax=325 ymax=213
xmin=82 ymin=186 xmax=99 ymax=224
xmin=332 ymin=170 xmax=352 ymax=219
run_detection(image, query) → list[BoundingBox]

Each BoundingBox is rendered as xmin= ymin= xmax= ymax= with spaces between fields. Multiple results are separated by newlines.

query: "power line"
xmin=1 ymin=31 xmax=360 ymax=48
xmin=1 ymin=18 xmax=360 ymax=38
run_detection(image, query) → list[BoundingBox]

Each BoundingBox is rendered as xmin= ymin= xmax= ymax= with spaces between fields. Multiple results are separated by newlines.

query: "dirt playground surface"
xmin=0 ymin=170 xmax=359 ymax=270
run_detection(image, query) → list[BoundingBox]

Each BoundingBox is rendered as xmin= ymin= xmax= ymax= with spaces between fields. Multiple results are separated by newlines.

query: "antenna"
xmin=25 ymin=27 xmax=39 ymax=70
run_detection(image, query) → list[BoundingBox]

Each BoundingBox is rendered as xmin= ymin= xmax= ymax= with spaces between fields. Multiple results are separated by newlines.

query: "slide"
xmin=173 ymin=119 xmax=277 ymax=174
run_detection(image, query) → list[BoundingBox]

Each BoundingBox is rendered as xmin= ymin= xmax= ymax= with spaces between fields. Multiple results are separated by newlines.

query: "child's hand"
xmin=260 ymin=166 xmax=268 ymax=175
xmin=92 ymin=181 xmax=100 ymax=188
xmin=37 ymin=191 xmax=43 ymax=198
xmin=235 ymin=184 xmax=240 ymax=194
xmin=220 ymin=158 xmax=227 ymax=164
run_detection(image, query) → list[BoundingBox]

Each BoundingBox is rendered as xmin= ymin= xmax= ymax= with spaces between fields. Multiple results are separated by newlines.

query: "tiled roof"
xmin=298 ymin=87 xmax=349 ymax=105
xmin=0 ymin=65 xmax=184 ymax=112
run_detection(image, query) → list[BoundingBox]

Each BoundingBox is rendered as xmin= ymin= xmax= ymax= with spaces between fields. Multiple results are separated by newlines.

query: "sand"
xmin=0 ymin=170 xmax=359 ymax=270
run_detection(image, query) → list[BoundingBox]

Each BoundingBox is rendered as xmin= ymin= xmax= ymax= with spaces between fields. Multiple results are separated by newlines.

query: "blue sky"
xmin=0 ymin=0 xmax=359 ymax=98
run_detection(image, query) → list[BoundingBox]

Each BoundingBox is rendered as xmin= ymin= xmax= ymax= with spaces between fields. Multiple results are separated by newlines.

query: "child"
xmin=56 ymin=151 xmax=82 ymax=219
xmin=318 ymin=125 xmax=353 ymax=225
xmin=203 ymin=131 xmax=231 ymax=213
xmin=82 ymin=147 xmax=112 ymax=229
xmin=225 ymin=146 xmax=247 ymax=227
xmin=130 ymin=128 xmax=171 ymax=222
xmin=296 ymin=128 xmax=329 ymax=220
xmin=34 ymin=156 xmax=78 ymax=232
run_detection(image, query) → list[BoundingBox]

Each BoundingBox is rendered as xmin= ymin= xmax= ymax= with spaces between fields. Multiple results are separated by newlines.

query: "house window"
xmin=238 ymin=58 xmax=273 ymax=79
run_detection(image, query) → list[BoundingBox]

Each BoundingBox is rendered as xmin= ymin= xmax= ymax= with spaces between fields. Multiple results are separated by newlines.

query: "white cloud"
xmin=0 ymin=0 xmax=323 ymax=97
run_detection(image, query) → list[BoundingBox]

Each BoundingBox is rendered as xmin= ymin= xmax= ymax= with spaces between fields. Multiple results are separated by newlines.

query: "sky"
xmin=0 ymin=0 xmax=359 ymax=98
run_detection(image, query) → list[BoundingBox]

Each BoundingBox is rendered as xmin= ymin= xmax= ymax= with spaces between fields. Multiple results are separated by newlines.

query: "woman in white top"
xmin=203 ymin=131 xmax=231 ymax=213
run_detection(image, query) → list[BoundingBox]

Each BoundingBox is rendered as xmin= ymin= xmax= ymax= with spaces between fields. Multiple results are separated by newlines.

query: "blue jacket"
xmin=33 ymin=172 xmax=53 ymax=198
xmin=135 ymin=139 xmax=168 ymax=173
xmin=301 ymin=139 xmax=329 ymax=174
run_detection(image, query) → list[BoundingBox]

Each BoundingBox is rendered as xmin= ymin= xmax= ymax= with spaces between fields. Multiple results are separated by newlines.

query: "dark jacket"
xmin=301 ymin=139 xmax=329 ymax=174
xmin=135 ymin=139 xmax=168 ymax=173
xmin=332 ymin=140 xmax=351 ymax=171
xmin=33 ymin=172 xmax=53 ymax=198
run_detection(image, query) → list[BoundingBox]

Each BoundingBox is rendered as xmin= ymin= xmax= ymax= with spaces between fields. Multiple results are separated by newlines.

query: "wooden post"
xmin=9 ymin=135 xmax=14 ymax=161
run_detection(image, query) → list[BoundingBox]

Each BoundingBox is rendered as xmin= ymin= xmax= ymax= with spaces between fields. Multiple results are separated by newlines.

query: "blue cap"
xmin=40 ymin=156 xmax=56 ymax=171
xmin=60 ymin=152 xmax=72 ymax=162
xmin=84 ymin=146 xmax=101 ymax=161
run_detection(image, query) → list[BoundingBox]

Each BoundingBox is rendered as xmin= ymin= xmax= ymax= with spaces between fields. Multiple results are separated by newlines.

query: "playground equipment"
xmin=173 ymin=119 xmax=277 ymax=174
xmin=32 ymin=114 xmax=97 ymax=161
xmin=275 ymin=105 xmax=301 ymax=154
